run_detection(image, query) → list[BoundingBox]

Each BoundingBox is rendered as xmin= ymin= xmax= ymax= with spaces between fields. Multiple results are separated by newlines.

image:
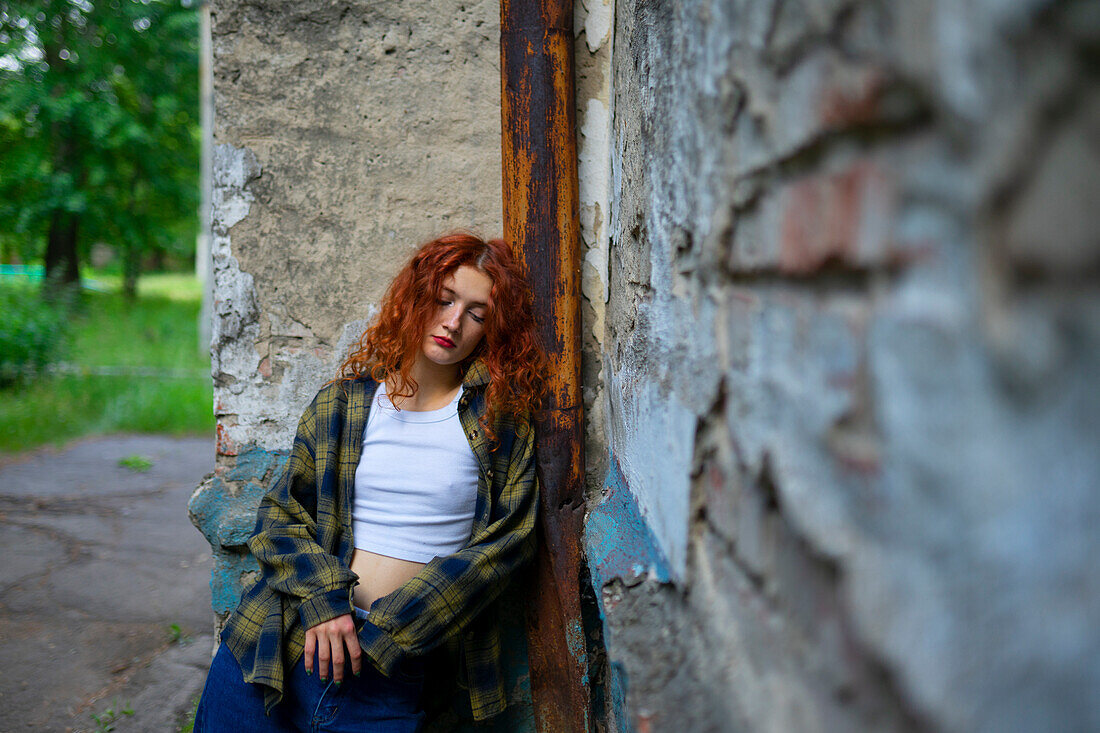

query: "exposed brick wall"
xmin=589 ymin=1 xmax=1100 ymax=731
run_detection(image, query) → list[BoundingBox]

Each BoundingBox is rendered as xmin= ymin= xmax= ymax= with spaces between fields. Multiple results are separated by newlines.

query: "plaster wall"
xmin=190 ymin=0 xmax=503 ymax=624
xmin=589 ymin=1 xmax=1100 ymax=731
xmin=576 ymin=0 xmax=614 ymax=503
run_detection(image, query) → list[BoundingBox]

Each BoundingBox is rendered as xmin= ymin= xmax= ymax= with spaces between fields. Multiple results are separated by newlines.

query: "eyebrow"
xmin=441 ymin=287 xmax=488 ymax=309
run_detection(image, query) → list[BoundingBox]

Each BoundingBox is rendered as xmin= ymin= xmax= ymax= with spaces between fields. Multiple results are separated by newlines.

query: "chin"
xmin=424 ymin=349 xmax=464 ymax=367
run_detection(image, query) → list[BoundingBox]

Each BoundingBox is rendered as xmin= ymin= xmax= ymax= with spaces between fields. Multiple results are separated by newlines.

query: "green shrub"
xmin=0 ymin=274 xmax=213 ymax=454
xmin=0 ymin=281 xmax=72 ymax=385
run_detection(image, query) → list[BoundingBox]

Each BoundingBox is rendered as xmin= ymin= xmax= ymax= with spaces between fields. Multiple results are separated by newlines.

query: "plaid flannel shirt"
xmin=220 ymin=359 xmax=539 ymax=722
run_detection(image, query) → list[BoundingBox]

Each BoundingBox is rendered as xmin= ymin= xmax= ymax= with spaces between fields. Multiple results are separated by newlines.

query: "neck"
xmin=410 ymin=355 xmax=463 ymax=393
xmin=388 ymin=355 xmax=463 ymax=411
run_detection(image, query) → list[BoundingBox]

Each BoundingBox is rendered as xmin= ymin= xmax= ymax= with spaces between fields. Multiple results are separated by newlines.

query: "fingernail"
xmin=305 ymin=668 xmax=312 ymax=676
xmin=334 ymin=679 xmax=342 ymax=686
xmin=353 ymin=670 xmax=361 ymax=677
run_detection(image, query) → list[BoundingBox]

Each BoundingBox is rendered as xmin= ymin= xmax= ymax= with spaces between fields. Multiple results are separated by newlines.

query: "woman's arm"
xmin=357 ymin=414 xmax=539 ymax=676
xmin=246 ymin=389 xmax=359 ymax=637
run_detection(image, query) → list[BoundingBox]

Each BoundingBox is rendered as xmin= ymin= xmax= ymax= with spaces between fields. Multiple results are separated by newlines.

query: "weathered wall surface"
xmin=573 ymin=2 xmax=616 ymax=725
xmin=189 ymin=0 xmax=503 ymax=624
xmin=576 ymin=0 xmax=614 ymax=506
xmin=588 ymin=1 xmax=1100 ymax=731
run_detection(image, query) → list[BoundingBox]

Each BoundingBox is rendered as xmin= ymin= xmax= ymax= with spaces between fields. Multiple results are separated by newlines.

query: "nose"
xmin=442 ymin=307 xmax=461 ymax=332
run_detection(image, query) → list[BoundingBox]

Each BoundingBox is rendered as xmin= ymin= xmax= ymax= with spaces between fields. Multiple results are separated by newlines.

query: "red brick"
xmin=777 ymin=159 xmax=894 ymax=274
xmin=216 ymin=423 xmax=240 ymax=456
xmin=819 ymin=66 xmax=886 ymax=129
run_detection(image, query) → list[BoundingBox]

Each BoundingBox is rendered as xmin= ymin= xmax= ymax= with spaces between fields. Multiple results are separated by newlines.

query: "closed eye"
xmin=440 ymin=299 xmax=484 ymax=324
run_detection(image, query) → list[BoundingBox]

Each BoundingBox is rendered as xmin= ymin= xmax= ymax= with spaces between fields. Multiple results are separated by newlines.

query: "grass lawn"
xmin=0 ymin=271 xmax=213 ymax=454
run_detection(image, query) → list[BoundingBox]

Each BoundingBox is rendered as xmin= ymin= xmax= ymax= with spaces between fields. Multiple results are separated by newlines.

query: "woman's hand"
xmin=304 ymin=614 xmax=362 ymax=682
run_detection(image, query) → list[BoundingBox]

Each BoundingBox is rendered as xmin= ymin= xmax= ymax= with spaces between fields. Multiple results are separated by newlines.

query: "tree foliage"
xmin=0 ymin=0 xmax=200 ymax=294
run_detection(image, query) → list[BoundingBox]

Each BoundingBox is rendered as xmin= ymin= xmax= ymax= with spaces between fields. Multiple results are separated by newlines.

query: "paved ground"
xmin=0 ymin=435 xmax=216 ymax=733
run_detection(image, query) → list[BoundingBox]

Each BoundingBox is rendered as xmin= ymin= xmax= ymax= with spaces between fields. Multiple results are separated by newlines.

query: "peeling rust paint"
xmin=501 ymin=0 xmax=592 ymax=729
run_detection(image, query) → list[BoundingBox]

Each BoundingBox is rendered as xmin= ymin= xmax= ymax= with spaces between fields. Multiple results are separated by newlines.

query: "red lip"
xmin=432 ymin=335 xmax=456 ymax=348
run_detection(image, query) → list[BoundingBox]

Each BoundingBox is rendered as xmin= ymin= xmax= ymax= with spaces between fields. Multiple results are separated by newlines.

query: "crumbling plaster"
xmin=206 ymin=0 xmax=504 ymax=454
xmin=575 ymin=0 xmax=614 ymax=510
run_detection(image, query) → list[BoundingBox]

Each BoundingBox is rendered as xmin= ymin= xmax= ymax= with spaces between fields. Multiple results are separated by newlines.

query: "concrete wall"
xmin=587 ymin=1 xmax=1100 ymax=731
xmin=189 ymin=0 xmax=503 ymax=627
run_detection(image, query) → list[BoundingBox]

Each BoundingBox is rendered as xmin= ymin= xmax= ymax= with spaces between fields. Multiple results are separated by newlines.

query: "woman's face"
xmin=420 ymin=265 xmax=493 ymax=369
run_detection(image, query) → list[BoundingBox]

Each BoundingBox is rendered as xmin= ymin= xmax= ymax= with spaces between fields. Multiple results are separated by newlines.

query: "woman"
xmin=195 ymin=233 xmax=546 ymax=732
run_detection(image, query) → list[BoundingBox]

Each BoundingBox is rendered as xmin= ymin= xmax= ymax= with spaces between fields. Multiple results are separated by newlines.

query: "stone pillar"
xmin=188 ymin=0 xmax=503 ymax=635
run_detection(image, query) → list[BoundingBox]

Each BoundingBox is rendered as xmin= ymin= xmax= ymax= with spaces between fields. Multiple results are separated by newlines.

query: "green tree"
xmin=0 ymin=0 xmax=200 ymax=296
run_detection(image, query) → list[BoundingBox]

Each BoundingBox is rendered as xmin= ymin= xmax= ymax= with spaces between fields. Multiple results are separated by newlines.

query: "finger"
xmin=317 ymin=635 xmax=331 ymax=681
xmin=330 ymin=635 xmax=346 ymax=683
xmin=304 ymin=628 xmax=315 ymax=676
xmin=344 ymin=629 xmax=362 ymax=676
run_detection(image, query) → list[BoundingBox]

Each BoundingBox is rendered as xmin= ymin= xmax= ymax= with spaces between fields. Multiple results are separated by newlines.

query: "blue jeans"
xmin=194 ymin=642 xmax=426 ymax=733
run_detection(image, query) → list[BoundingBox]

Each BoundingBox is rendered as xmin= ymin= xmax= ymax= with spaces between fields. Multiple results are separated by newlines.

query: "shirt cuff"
xmin=357 ymin=618 xmax=404 ymax=677
xmin=297 ymin=586 xmax=354 ymax=630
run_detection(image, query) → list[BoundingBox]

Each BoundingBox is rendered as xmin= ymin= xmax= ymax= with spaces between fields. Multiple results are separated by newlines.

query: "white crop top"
xmin=352 ymin=381 xmax=480 ymax=563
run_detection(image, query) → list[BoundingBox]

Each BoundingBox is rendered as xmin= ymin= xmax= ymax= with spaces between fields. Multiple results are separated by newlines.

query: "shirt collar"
xmin=461 ymin=359 xmax=491 ymax=389
xmin=356 ymin=359 xmax=489 ymax=391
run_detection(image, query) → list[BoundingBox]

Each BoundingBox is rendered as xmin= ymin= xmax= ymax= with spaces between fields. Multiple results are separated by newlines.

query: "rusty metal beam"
xmin=500 ymin=1 xmax=590 ymax=731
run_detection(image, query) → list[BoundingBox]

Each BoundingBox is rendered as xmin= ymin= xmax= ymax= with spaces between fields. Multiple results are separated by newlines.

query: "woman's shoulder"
xmin=492 ymin=406 xmax=536 ymax=448
xmin=308 ymin=375 xmax=379 ymax=413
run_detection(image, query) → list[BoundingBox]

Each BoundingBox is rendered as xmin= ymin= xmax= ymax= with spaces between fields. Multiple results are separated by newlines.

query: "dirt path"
xmin=0 ymin=435 xmax=215 ymax=732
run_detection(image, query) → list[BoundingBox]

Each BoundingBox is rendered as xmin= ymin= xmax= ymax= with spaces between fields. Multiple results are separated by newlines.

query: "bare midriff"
xmin=349 ymin=548 xmax=427 ymax=612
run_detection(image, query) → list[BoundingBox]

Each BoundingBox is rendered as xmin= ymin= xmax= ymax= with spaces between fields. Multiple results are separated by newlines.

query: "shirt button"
xmin=487 ymin=469 xmax=494 ymax=479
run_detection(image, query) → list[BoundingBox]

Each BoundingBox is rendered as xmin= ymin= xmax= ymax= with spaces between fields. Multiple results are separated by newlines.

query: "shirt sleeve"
xmin=246 ymin=389 xmax=358 ymax=631
xmin=357 ymin=414 xmax=539 ymax=676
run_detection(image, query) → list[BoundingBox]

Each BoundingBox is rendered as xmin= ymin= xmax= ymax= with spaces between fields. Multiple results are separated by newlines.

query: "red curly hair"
xmin=337 ymin=232 xmax=547 ymax=445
